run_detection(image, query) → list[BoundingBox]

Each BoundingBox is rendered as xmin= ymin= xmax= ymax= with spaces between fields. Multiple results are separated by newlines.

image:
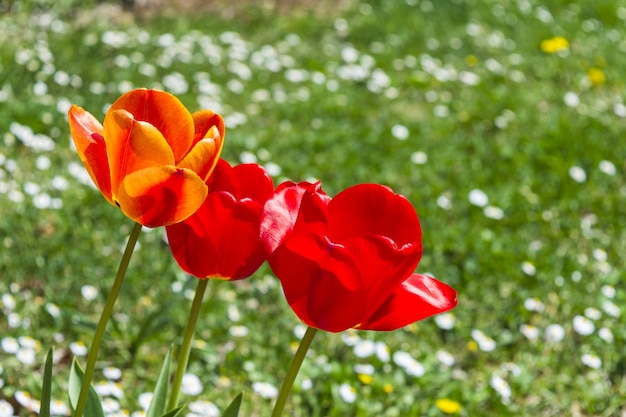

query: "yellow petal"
xmin=178 ymin=131 xmax=221 ymax=182
xmin=116 ymin=166 xmax=208 ymax=227
xmin=104 ymin=109 xmax=175 ymax=195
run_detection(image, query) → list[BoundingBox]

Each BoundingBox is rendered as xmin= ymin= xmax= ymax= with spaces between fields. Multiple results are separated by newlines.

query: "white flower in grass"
xmin=70 ymin=341 xmax=88 ymax=356
xmin=16 ymin=347 xmax=36 ymax=365
xmin=392 ymin=351 xmax=425 ymax=377
xmin=471 ymin=329 xmax=497 ymax=352
xmin=434 ymin=312 xmax=455 ymax=330
xmin=252 ymin=381 xmax=278 ymax=399
xmin=564 ymin=92 xmax=579 ymax=107
xmin=520 ymin=324 xmax=540 ymax=341
xmin=229 ymin=325 xmax=249 ymax=337
xmin=599 ymin=327 xmax=614 ymax=343
xmin=581 ymin=353 xmax=602 ymax=369
xmin=573 ymin=315 xmax=594 ymax=335
xmin=601 ymin=285 xmax=616 ymax=299
xmin=50 ymin=400 xmax=70 ymax=416
xmin=436 ymin=350 xmax=456 ymax=366
xmin=301 ymin=378 xmax=313 ymax=390
xmin=391 ymin=124 xmax=409 ymax=140
xmin=0 ymin=399 xmax=13 ymax=417
xmin=602 ymin=300 xmax=620 ymax=317
xmin=490 ymin=375 xmax=511 ymax=401
xmin=188 ymin=400 xmax=219 ymax=417
xmin=584 ymin=307 xmax=601 ymax=320
xmin=524 ymin=297 xmax=544 ymax=312
xmin=484 ymin=205 xmax=504 ymax=219
xmin=354 ymin=363 xmax=375 ymax=375
xmin=468 ymin=189 xmax=488 ymax=207
xmin=182 ymin=373 xmax=203 ymax=396
xmin=599 ymin=160 xmax=616 ymax=176
xmin=81 ymin=285 xmax=98 ymax=301
xmin=410 ymin=151 xmax=428 ymax=165
xmin=353 ymin=339 xmax=376 ymax=358
xmin=569 ymin=165 xmax=586 ymax=183
xmin=104 ymin=367 xmax=122 ymax=381
xmin=138 ymin=392 xmax=153 ymax=410
xmin=375 ymin=341 xmax=390 ymax=362
xmin=521 ymin=261 xmax=536 ymax=276
xmin=338 ymin=383 xmax=356 ymax=403
xmin=1 ymin=337 xmax=19 ymax=354
xmin=15 ymin=390 xmax=39 ymax=412
xmin=545 ymin=324 xmax=565 ymax=343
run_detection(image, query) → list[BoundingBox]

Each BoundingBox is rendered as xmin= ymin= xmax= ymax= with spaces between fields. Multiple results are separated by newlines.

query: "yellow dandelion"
xmin=465 ymin=54 xmax=478 ymax=66
xmin=357 ymin=374 xmax=372 ymax=385
xmin=587 ymin=67 xmax=606 ymax=86
xmin=467 ymin=340 xmax=478 ymax=352
xmin=436 ymin=398 xmax=462 ymax=414
xmin=540 ymin=36 xmax=569 ymax=54
xmin=383 ymin=383 xmax=394 ymax=394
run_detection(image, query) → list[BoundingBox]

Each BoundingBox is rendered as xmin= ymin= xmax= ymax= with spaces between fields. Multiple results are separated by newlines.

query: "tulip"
xmin=260 ymin=181 xmax=457 ymax=333
xmin=68 ymin=88 xmax=224 ymax=227
xmin=166 ymin=159 xmax=274 ymax=280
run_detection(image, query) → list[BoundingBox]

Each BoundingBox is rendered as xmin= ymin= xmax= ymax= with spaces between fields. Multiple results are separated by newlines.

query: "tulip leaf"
xmin=146 ymin=345 xmax=174 ymax=417
xmin=159 ymin=405 xmax=186 ymax=417
xmin=222 ymin=393 xmax=243 ymax=417
xmin=40 ymin=347 xmax=54 ymax=417
xmin=68 ymin=359 xmax=106 ymax=417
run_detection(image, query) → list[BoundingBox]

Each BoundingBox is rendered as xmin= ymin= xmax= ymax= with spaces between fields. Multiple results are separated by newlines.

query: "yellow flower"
xmin=465 ymin=54 xmax=478 ymax=66
xmin=357 ymin=374 xmax=373 ymax=385
xmin=540 ymin=36 xmax=569 ymax=54
xmin=587 ymin=67 xmax=606 ymax=86
xmin=436 ymin=398 xmax=462 ymax=414
xmin=383 ymin=383 xmax=393 ymax=394
xmin=467 ymin=340 xmax=478 ymax=352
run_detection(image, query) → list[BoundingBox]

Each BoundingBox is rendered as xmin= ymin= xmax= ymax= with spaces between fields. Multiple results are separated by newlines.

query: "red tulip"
xmin=166 ymin=159 xmax=274 ymax=280
xmin=260 ymin=181 xmax=457 ymax=332
xmin=68 ymin=88 xmax=224 ymax=227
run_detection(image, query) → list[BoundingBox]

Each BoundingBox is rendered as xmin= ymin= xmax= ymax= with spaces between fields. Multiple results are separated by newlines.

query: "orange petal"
xmin=104 ymin=109 xmax=175 ymax=195
xmin=67 ymin=105 xmax=113 ymax=204
xmin=178 ymin=132 xmax=221 ymax=182
xmin=107 ymin=89 xmax=194 ymax=163
xmin=116 ymin=166 xmax=208 ymax=227
xmin=192 ymin=110 xmax=225 ymax=145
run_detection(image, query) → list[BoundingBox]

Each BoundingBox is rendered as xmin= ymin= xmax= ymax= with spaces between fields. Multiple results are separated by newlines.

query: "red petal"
xmin=328 ymin=184 xmax=422 ymax=248
xmin=68 ymin=105 xmax=112 ymax=204
xmin=167 ymin=192 xmax=265 ymax=279
xmin=341 ymin=235 xmax=421 ymax=315
xmin=260 ymin=181 xmax=326 ymax=255
xmin=107 ymin=89 xmax=194 ymax=163
xmin=116 ymin=166 xmax=207 ymax=227
xmin=270 ymin=233 xmax=366 ymax=332
xmin=359 ymin=274 xmax=458 ymax=331
xmin=231 ymin=163 xmax=274 ymax=202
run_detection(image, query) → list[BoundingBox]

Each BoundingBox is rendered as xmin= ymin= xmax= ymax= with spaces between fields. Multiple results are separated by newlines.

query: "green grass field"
xmin=1 ymin=0 xmax=625 ymax=415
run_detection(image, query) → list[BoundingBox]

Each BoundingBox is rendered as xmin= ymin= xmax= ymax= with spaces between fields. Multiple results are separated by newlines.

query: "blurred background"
xmin=0 ymin=0 xmax=625 ymax=415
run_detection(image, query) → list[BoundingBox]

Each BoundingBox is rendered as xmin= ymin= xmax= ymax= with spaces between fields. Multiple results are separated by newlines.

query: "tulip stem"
xmin=271 ymin=326 xmax=318 ymax=417
xmin=167 ymin=277 xmax=209 ymax=411
xmin=74 ymin=222 xmax=143 ymax=417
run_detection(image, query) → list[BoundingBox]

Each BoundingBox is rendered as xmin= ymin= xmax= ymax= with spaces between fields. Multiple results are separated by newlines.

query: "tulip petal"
xmin=329 ymin=184 xmax=422 ymax=248
xmin=167 ymin=192 xmax=265 ymax=279
xmin=68 ymin=105 xmax=113 ymax=204
xmin=104 ymin=109 xmax=175 ymax=195
xmin=192 ymin=110 xmax=225 ymax=146
xmin=342 ymin=235 xmax=421 ymax=313
xmin=270 ymin=233 xmax=366 ymax=332
xmin=178 ymin=133 xmax=221 ymax=182
xmin=260 ymin=181 xmax=325 ymax=255
xmin=107 ymin=89 xmax=194 ymax=162
xmin=231 ymin=163 xmax=274 ymax=202
xmin=116 ymin=166 xmax=207 ymax=227
xmin=359 ymin=274 xmax=458 ymax=331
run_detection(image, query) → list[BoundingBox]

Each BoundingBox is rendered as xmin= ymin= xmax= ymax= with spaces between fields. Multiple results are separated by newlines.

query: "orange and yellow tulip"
xmin=68 ymin=88 xmax=224 ymax=227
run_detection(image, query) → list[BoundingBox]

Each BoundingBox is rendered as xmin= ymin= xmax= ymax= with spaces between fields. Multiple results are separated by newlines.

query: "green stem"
xmin=74 ymin=222 xmax=143 ymax=417
xmin=271 ymin=326 xmax=318 ymax=417
xmin=167 ymin=277 xmax=209 ymax=411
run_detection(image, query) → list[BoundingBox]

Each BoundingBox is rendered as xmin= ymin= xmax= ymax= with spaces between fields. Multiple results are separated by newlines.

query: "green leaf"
xmin=222 ymin=393 xmax=243 ymax=417
xmin=40 ymin=347 xmax=54 ymax=417
xmin=159 ymin=405 xmax=186 ymax=417
xmin=147 ymin=346 xmax=174 ymax=417
xmin=68 ymin=359 xmax=106 ymax=417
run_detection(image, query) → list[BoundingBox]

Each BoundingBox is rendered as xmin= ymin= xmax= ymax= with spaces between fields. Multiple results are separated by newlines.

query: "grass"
xmin=1 ymin=0 xmax=625 ymax=415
